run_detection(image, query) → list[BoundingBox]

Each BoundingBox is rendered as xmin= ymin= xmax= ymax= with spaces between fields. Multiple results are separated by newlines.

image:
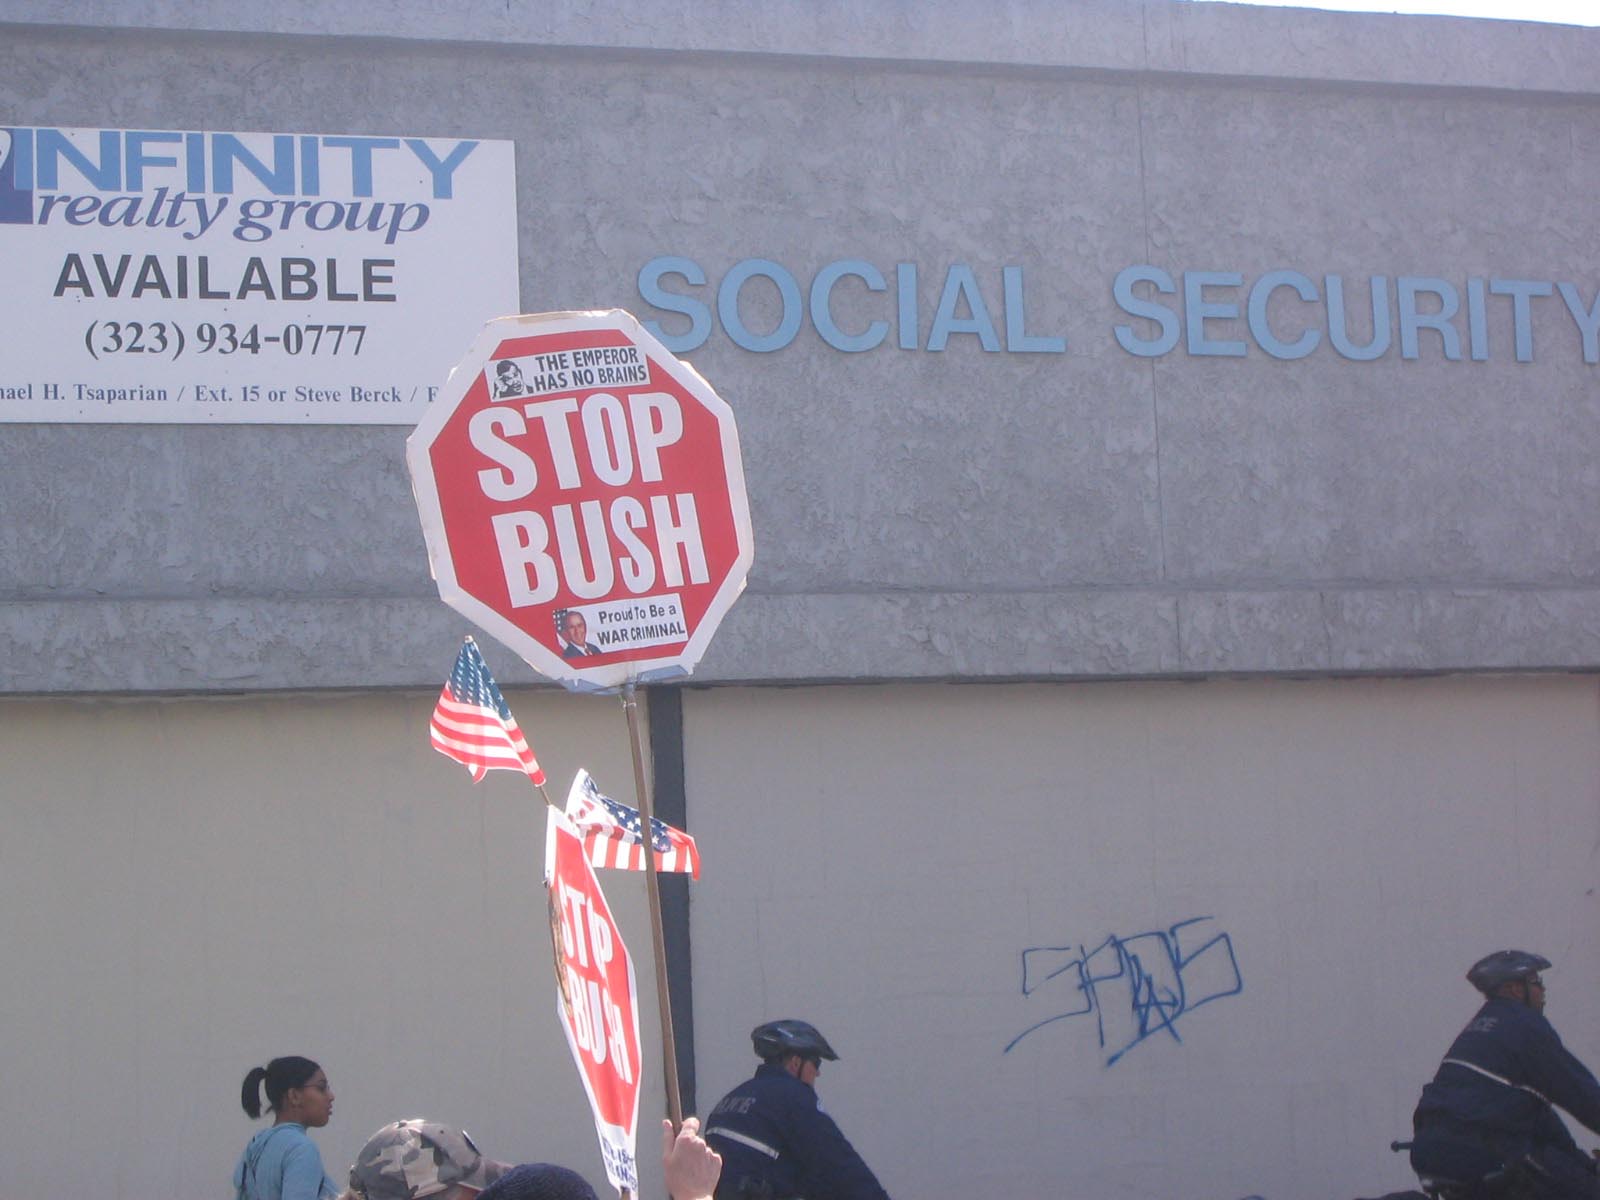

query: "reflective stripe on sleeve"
xmin=1442 ymin=1057 xmax=1554 ymax=1105
xmin=705 ymin=1127 xmax=781 ymax=1159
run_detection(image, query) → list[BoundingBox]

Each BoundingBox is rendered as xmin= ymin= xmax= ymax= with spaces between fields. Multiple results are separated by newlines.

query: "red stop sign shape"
xmin=408 ymin=310 xmax=753 ymax=690
xmin=546 ymin=809 xmax=641 ymax=1194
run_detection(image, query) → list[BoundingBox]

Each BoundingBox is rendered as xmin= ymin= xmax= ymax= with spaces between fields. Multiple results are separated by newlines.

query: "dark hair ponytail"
xmin=240 ymin=1056 xmax=321 ymax=1119
xmin=240 ymin=1067 xmax=269 ymax=1118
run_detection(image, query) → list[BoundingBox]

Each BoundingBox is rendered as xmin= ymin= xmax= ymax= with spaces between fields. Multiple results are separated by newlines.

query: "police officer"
xmin=704 ymin=1020 xmax=891 ymax=1200
xmin=1410 ymin=950 xmax=1600 ymax=1198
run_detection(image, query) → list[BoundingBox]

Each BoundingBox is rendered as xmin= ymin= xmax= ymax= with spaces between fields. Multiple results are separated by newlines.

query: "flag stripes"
xmin=429 ymin=637 xmax=547 ymax=787
xmin=565 ymin=768 xmax=700 ymax=879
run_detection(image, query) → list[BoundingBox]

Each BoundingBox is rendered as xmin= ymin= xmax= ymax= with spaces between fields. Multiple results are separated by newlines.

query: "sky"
xmin=1187 ymin=0 xmax=1600 ymax=25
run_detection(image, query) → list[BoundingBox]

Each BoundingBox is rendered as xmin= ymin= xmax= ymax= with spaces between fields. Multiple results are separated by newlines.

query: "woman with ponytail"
xmin=233 ymin=1056 xmax=339 ymax=1200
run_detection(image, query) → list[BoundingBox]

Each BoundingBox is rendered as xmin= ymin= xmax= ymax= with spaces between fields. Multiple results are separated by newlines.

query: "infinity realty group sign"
xmin=0 ymin=125 xmax=517 ymax=423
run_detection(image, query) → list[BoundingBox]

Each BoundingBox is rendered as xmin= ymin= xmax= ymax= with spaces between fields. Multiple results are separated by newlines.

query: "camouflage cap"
xmin=349 ymin=1120 xmax=511 ymax=1200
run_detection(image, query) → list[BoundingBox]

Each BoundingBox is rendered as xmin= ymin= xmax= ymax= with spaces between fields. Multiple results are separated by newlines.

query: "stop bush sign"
xmin=546 ymin=808 xmax=642 ymax=1194
xmin=408 ymin=310 xmax=753 ymax=690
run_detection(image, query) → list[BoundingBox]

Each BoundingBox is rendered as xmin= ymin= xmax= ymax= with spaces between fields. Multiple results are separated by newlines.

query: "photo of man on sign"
xmin=556 ymin=608 xmax=602 ymax=658
xmin=492 ymin=358 xmax=530 ymax=399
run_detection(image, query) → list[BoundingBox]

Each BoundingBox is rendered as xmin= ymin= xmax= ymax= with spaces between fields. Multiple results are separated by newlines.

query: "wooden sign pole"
xmin=621 ymin=681 xmax=684 ymax=1131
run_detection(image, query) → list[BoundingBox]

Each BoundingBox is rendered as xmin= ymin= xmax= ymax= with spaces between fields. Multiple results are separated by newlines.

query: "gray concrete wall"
xmin=3 ymin=2 xmax=1599 ymax=693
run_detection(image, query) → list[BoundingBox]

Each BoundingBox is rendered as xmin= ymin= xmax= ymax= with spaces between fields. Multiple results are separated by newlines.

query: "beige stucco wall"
xmin=0 ymin=686 xmax=663 ymax=1200
xmin=684 ymin=674 xmax=1600 ymax=1199
xmin=2 ymin=674 xmax=1597 ymax=1198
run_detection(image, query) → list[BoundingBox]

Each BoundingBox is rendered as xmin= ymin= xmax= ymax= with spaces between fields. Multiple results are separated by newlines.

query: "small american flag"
xmin=429 ymin=637 xmax=547 ymax=787
xmin=564 ymin=769 xmax=700 ymax=878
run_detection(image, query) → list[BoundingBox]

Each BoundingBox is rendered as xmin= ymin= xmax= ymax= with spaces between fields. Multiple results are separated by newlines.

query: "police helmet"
xmin=1467 ymin=950 xmax=1550 ymax=995
xmin=751 ymin=1020 xmax=839 ymax=1062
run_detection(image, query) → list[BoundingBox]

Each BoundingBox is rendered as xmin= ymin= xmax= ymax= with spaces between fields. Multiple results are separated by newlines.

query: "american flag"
xmin=564 ymin=769 xmax=700 ymax=878
xmin=429 ymin=638 xmax=547 ymax=787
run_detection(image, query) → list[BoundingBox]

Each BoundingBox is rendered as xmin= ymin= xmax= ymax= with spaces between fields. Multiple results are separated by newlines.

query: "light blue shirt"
xmin=231 ymin=1123 xmax=339 ymax=1200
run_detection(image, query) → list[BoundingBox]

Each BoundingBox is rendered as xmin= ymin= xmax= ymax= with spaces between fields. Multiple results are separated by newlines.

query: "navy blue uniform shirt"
xmin=1414 ymin=995 xmax=1600 ymax=1160
xmin=704 ymin=1062 xmax=890 ymax=1200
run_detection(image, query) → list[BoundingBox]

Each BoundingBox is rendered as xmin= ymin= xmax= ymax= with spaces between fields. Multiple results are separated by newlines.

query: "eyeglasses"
xmin=299 ymin=1081 xmax=333 ymax=1093
xmin=1526 ymin=977 xmax=1545 ymax=989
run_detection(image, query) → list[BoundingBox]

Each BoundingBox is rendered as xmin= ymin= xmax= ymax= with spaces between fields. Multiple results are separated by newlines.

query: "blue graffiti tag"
xmin=1005 ymin=916 xmax=1243 ymax=1066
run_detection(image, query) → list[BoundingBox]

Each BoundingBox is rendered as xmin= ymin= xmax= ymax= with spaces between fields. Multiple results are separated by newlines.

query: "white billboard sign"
xmin=0 ymin=125 xmax=518 ymax=424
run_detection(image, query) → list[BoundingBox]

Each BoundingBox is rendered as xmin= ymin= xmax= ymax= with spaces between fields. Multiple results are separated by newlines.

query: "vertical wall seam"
xmin=1136 ymin=7 xmax=1168 ymax=591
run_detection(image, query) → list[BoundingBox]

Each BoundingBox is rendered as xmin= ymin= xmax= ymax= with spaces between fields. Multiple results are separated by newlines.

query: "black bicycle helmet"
xmin=751 ymin=1019 xmax=839 ymax=1062
xmin=1466 ymin=950 xmax=1550 ymax=995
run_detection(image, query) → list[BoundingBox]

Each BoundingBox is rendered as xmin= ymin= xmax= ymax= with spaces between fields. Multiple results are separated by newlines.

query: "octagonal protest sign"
xmin=407 ymin=310 xmax=753 ymax=691
xmin=546 ymin=807 xmax=642 ymax=1195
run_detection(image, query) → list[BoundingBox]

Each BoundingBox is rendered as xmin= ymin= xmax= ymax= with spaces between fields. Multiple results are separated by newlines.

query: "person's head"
xmin=559 ymin=611 xmax=587 ymax=646
xmin=495 ymin=360 xmax=523 ymax=389
xmin=477 ymin=1163 xmax=598 ymax=1200
xmin=347 ymin=1120 xmax=510 ymax=1200
xmin=751 ymin=1019 xmax=838 ymax=1087
xmin=240 ymin=1057 xmax=334 ymax=1127
xmin=1467 ymin=949 xmax=1551 ymax=1013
